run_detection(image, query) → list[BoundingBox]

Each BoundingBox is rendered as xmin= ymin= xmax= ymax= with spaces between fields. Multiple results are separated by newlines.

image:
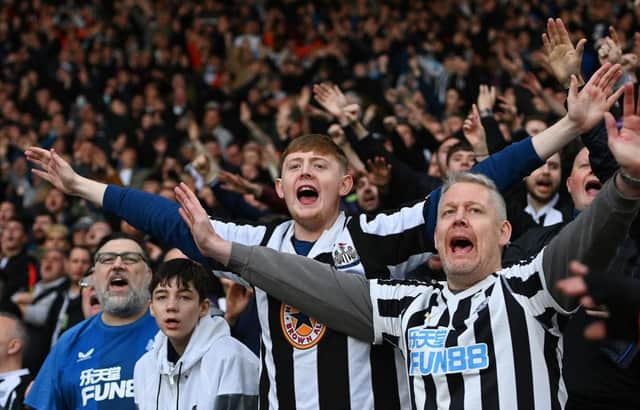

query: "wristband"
xmin=619 ymin=169 xmax=640 ymax=189
xmin=479 ymin=109 xmax=493 ymax=118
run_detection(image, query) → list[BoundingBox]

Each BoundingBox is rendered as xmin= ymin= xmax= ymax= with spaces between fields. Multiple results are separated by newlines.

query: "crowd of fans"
xmin=1 ymin=0 xmax=640 ymax=409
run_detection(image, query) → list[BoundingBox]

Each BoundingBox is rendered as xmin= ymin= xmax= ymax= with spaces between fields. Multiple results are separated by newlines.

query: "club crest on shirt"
xmin=280 ymin=304 xmax=326 ymax=349
xmin=332 ymin=242 xmax=360 ymax=269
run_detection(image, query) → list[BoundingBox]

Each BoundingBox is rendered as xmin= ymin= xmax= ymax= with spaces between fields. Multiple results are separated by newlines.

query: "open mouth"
xmin=449 ymin=237 xmax=474 ymax=254
xmin=297 ymin=185 xmax=319 ymax=205
xmin=89 ymin=295 xmax=100 ymax=307
xmin=584 ymin=180 xmax=602 ymax=196
xmin=535 ymin=179 xmax=553 ymax=192
xmin=109 ymin=276 xmax=129 ymax=290
xmin=165 ymin=318 xmax=180 ymax=329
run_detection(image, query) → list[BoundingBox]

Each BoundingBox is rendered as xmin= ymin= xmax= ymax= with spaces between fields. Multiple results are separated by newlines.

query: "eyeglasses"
xmin=94 ymin=252 xmax=147 ymax=265
xmin=79 ymin=277 xmax=93 ymax=288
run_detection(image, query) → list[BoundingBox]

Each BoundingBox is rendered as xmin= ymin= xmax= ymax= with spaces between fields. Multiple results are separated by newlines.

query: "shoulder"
xmin=134 ymin=350 xmax=155 ymax=379
xmin=53 ymin=314 xmax=102 ymax=352
xmin=206 ymin=334 xmax=258 ymax=368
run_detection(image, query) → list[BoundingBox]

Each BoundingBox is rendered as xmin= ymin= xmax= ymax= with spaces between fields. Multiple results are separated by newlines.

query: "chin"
xmin=443 ymin=260 xmax=479 ymax=279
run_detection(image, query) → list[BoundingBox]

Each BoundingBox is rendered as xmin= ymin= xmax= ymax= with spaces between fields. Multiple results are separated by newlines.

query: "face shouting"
xmin=524 ymin=153 xmax=562 ymax=204
xmin=356 ymin=175 xmax=380 ymax=212
xmin=92 ymin=238 xmax=151 ymax=319
xmin=566 ymin=148 xmax=601 ymax=212
xmin=150 ymin=278 xmax=209 ymax=353
xmin=276 ymin=151 xmax=352 ymax=239
xmin=435 ymin=182 xmax=511 ymax=290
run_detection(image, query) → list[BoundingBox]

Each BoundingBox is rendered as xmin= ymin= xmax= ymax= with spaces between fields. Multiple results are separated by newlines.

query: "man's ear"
xmin=7 ymin=338 xmax=22 ymax=355
xmin=149 ymin=300 xmax=156 ymax=318
xmin=499 ymin=219 xmax=512 ymax=247
xmin=339 ymin=174 xmax=353 ymax=196
xmin=199 ymin=299 xmax=211 ymax=318
xmin=275 ymin=178 xmax=284 ymax=199
xmin=566 ymin=176 xmax=574 ymax=195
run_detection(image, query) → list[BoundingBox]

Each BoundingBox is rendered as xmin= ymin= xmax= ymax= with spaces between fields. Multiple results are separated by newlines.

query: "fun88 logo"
xmin=408 ymin=327 xmax=489 ymax=376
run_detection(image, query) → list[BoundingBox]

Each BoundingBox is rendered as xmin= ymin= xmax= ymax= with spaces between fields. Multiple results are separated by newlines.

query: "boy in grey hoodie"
xmin=133 ymin=258 xmax=258 ymax=410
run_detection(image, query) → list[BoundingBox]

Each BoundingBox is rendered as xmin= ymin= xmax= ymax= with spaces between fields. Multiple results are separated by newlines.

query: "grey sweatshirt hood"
xmin=151 ymin=314 xmax=229 ymax=380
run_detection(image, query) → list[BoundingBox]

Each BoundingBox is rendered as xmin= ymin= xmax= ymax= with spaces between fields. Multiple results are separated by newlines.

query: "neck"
xmin=169 ymin=336 xmax=190 ymax=357
xmin=101 ymin=304 xmax=148 ymax=326
xmin=0 ymin=357 xmax=22 ymax=374
xmin=293 ymin=211 xmax=340 ymax=242
xmin=527 ymin=193 xmax=554 ymax=213
xmin=446 ymin=260 xmax=502 ymax=292
xmin=1 ymin=248 xmax=21 ymax=258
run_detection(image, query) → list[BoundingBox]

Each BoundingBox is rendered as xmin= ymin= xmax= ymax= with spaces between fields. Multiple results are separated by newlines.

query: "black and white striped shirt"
xmin=372 ymin=253 xmax=571 ymax=410
xmin=214 ymin=202 xmax=430 ymax=410
xmin=227 ymin=177 xmax=640 ymax=410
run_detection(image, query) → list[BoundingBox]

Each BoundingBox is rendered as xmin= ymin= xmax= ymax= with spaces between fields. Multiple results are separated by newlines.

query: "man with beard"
xmin=507 ymin=152 xmax=575 ymax=240
xmin=25 ymin=233 xmax=158 ymax=410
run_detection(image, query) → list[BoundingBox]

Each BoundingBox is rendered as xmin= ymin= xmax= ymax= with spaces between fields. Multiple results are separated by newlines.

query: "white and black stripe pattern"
xmin=371 ymin=252 xmax=572 ymax=410
xmin=214 ymin=202 xmax=431 ymax=410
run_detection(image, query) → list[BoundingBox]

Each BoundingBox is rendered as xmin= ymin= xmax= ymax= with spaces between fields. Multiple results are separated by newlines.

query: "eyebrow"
xmin=441 ymin=200 xmax=486 ymax=208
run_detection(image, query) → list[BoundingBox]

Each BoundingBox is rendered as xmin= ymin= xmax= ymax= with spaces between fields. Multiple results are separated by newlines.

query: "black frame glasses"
xmin=94 ymin=252 xmax=147 ymax=265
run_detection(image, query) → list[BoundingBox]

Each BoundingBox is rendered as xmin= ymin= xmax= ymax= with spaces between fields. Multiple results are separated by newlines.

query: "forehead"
xmin=5 ymin=221 xmax=24 ymax=231
xmin=450 ymin=149 xmax=475 ymax=157
xmin=70 ymin=248 xmax=91 ymax=259
xmin=439 ymin=139 xmax=459 ymax=153
xmin=154 ymin=277 xmax=195 ymax=292
xmin=546 ymin=152 xmax=561 ymax=165
xmin=283 ymin=151 xmax=335 ymax=163
xmin=441 ymin=182 xmax=492 ymax=206
xmin=43 ymin=250 xmax=64 ymax=260
xmin=572 ymin=148 xmax=590 ymax=168
xmin=97 ymin=238 xmax=143 ymax=254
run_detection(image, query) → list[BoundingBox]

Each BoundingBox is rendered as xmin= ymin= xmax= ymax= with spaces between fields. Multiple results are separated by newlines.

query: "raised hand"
xmin=218 ymin=170 xmax=261 ymax=197
xmin=521 ymin=72 xmax=543 ymax=96
xmin=557 ymin=261 xmax=640 ymax=342
xmin=366 ymin=156 xmax=391 ymax=188
xmin=313 ymin=83 xmax=348 ymax=118
xmin=239 ymin=102 xmax=252 ymax=123
xmin=476 ymin=85 xmax=496 ymax=113
xmin=605 ymin=83 xmax=640 ymax=178
xmin=556 ymin=261 xmax=607 ymax=340
xmin=25 ymin=147 xmax=79 ymax=195
xmin=597 ymin=26 xmax=623 ymax=66
xmin=462 ymin=104 xmax=488 ymax=157
xmin=542 ymin=18 xmax=586 ymax=87
xmin=175 ymin=182 xmax=231 ymax=264
xmin=223 ymin=279 xmax=254 ymax=326
xmin=567 ymin=63 xmax=624 ymax=134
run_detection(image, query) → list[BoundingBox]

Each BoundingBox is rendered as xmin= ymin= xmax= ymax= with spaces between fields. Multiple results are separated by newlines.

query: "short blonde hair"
xmin=438 ymin=172 xmax=507 ymax=221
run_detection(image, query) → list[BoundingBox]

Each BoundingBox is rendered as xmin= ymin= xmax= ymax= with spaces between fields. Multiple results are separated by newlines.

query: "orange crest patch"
xmin=280 ymin=303 xmax=326 ymax=349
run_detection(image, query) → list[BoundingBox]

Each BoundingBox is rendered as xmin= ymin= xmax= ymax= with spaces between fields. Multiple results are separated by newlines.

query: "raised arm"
xmin=26 ymin=148 xmax=107 ymax=205
xmin=175 ymin=182 xmax=375 ymax=341
xmin=26 ymin=147 xmax=207 ymax=263
xmin=544 ymin=83 xmax=640 ymax=309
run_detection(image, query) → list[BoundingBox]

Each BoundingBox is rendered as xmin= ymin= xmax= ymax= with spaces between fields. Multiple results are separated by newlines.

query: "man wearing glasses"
xmin=25 ymin=233 xmax=158 ymax=410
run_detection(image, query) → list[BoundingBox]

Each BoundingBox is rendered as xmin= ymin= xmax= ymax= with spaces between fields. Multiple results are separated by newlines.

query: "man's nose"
xmin=453 ymin=208 xmax=468 ymax=224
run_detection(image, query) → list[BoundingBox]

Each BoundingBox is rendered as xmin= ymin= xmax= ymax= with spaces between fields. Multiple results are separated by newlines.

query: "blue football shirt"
xmin=25 ymin=310 xmax=158 ymax=410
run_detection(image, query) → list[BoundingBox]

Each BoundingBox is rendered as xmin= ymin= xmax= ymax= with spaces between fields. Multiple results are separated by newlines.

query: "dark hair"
xmin=94 ymin=232 xmax=149 ymax=262
xmin=446 ymin=140 xmax=474 ymax=164
xmin=149 ymin=258 xmax=212 ymax=302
